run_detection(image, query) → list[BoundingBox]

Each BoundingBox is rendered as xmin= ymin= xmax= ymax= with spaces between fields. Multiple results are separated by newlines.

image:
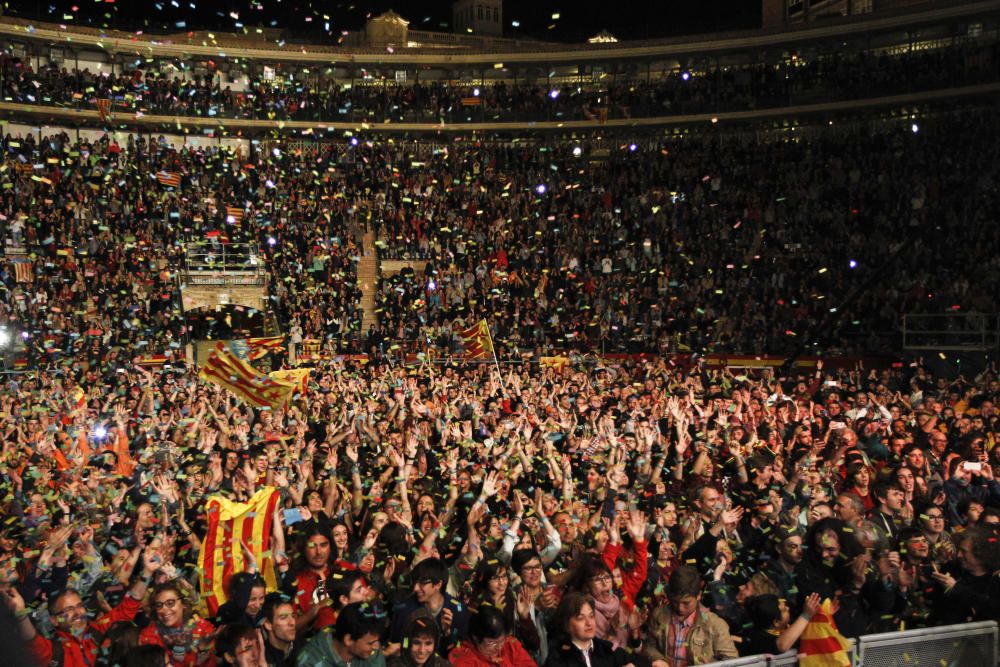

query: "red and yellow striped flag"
xmin=460 ymin=319 xmax=494 ymax=360
xmin=799 ymin=599 xmax=851 ymax=667
xmin=269 ymin=368 xmax=311 ymax=396
xmin=198 ymin=342 xmax=294 ymax=410
xmin=95 ymin=98 xmax=112 ymax=122
xmin=225 ymin=206 xmax=245 ymax=223
xmin=13 ymin=259 xmax=33 ymax=283
xmin=198 ymin=486 xmax=281 ymax=614
xmin=135 ymin=354 xmax=168 ymax=367
xmin=156 ymin=171 xmax=181 ymax=188
xmin=247 ymin=335 xmax=285 ymax=361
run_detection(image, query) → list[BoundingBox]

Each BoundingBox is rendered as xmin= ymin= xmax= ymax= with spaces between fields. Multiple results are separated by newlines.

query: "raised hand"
xmin=625 ymin=509 xmax=648 ymax=543
xmin=802 ymin=592 xmax=822 ymax=618
xmin=141 ymin=546 xmax=164 ymax=577
xmin=516 ymin=586 xmax=533 ymax=620
xmin=480 ymin=471 xmax=500 ymax=498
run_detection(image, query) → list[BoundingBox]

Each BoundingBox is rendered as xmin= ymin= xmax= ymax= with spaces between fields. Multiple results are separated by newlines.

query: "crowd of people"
xmin=368 ymin=109 xmax=1000 ymax=356
xmin=2 ymin=341 xmax=1000 ymax=667
xmin=2 ymin=106 xmax=1000 ymax=362
xmin=0 ymin=33 xmax=1000 ymax=666
xmin=0 ymin=39 xmax=996 ymax=123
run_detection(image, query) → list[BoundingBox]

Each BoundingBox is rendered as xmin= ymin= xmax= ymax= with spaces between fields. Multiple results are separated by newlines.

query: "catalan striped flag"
xmin=135 ymin=353 xmax=168 ymax=367
xmin=95 ymin=98 xmax=112 ymax=122
xmin=799 ymin=599 xmax=852 ymax=667
xmin=269 ymin=368 xmax=311 ymax=396
xmin=225 ymin=206 xmax=245 ymax=224
xmin=198 ymin=486 xmax=281 ymax=614
xmin=156 ymin=171 xmax=182 ymax=188
xmin=247 ymin=335 xmax=285 ymax=361
xmin=460 ymin=318 xmax=494 ymax=361
xmin=198 ymin=342 xmax=294 ymax=410
xmin=461 ymin=97 xmax=482 ymax=106
xmin=12 ymin=258 xmax=33 ymax=283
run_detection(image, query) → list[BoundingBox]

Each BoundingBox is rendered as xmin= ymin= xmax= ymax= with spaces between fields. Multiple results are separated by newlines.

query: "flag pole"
xmin=485 ymin=321 xmax=506 ymax=397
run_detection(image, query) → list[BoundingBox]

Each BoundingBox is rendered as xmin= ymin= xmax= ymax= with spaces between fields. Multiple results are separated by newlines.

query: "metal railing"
xmin=902 ymin=312 xmax=1000 ymax=351
xmin=180 ymin=242 xmax=268 ymax=289
xmin=712 ymin=622 xmax=994 ymax=666
xmin=769 ymin=638 xmax=855 ymax=665
xmin=702 ymin=657 xmax=767 ymax=667
xmin=856 ymin=620 xmax=997 ymax=667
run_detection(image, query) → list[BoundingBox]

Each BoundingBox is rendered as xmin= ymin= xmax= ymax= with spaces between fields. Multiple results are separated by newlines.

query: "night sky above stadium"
xmin=2 ymin=0 xmax=760 ymax=42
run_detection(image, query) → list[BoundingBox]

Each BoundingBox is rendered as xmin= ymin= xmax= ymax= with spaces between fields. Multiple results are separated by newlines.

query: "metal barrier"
xmin=769 ymin=638 xmax=855 ymax=665
xmin=855 ymin=620 xmax=997 ymax=667
xmin=902 ymin=312 xmax=1000 ymax=351
xmin=702 ymin=657 xmax=768 ymax=667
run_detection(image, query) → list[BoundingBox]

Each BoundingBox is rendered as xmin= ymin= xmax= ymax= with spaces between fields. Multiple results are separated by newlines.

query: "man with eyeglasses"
xmin=388 ymin=557 xmax=469 ymax=656
xmin=511 ymin=548 xmax=555 ymax=665
xmin=3 ymin=545 xmax=163 ymax=667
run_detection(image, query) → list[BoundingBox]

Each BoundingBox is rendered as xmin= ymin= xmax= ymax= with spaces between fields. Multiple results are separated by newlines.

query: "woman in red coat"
xmin=448 ymin=606 xmax=537 ymax=667
xmin=139 ymin=581 xmax=217 ymax=666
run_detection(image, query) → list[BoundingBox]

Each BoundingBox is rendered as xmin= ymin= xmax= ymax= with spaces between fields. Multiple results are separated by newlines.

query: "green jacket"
xmin=296 ymin=633 xmax=387 ymax=667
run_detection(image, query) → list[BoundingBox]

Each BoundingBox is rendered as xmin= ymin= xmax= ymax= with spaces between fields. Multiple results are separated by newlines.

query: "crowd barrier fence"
xmin=701 ymin=621 xmax=996 ymax=666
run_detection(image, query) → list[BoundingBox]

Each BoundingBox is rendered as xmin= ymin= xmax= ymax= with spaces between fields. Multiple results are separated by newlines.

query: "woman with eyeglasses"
xmin=466 ymin=557 xmax=541 ymax=657
xmin=564 ymin=512 xmax=648 ymax=651
xmin=139 ymin=581 xmax=217 ymax=666
xmin=448 ymin=605 xmax=537 ymax=667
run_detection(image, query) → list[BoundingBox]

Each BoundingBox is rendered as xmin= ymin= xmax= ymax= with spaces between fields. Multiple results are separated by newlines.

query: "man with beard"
xmin=4 ymin=546 xmax=163 ymax=667
xmin=762 ymin=527 xmax=805 ymax=613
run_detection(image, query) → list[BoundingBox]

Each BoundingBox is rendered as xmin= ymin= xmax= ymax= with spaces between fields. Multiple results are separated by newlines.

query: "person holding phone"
xmin=942 ymin=457 xmax=1000 ymax=526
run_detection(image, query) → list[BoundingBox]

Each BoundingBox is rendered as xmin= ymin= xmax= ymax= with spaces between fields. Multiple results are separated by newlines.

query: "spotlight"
xmin=629 ymin=144 xmax=638 ymax=152
xmin=572 ymin=146 xmax=582 ymax=157
xmin=473 ymin=87 xmax=480 ymax=97
xmin=267 ymin=236 xmax=277 ymax=247
xmin=535 ymin=184 xmax=547 ymax=195
xmin=92 ymin=425 xmax=107 ymax=439
xmin=427 ymin=279 xmax=437 ymax=291
xmin=681 ymin=71 xmax=691 ymax=81
xmin=349 ymin=137 xmax=359 ymax=146
xmin=549 ymin=89 xmax=559 ymax=99
xmin=911 ymin=123 xmax=919 ymax=133
xmin=849 ymin=260 xmax=858 ymax=269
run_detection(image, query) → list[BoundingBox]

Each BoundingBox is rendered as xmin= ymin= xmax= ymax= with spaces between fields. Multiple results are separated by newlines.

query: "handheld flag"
xmin=156 ymin=171 xmax=182 ymax=188
xmin=799 ymin=598 xmax=851 ymax=667
xmin=198 ymin=342 xmax=294 ymax=410
xmin=95 ymin=98 xmax=112 ymax=123
xmin=461 ymin=319 xmax=494 ymax=361
xmin=198 ymin=487 xmax=282 ymax=614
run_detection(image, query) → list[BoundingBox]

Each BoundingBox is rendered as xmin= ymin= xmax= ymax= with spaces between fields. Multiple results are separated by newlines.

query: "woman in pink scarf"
xmin=567 ymin=510 xmax=649 ymax=649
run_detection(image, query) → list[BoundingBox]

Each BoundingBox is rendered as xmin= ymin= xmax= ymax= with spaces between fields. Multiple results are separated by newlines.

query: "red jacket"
xmin=448 ymin=636 xmax=538 ymax=667
xmin=139 ymin=617 xmax=217 ymax=667
xmin=601 ymin=539 xmax=649 ymax=612
xmin=28 ymin=595 xmax=141 ymax=667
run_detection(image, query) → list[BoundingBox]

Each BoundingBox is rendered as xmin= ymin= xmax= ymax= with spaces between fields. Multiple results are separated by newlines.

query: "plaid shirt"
xmin=666 ymin=610 xmax=697 ymax=667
